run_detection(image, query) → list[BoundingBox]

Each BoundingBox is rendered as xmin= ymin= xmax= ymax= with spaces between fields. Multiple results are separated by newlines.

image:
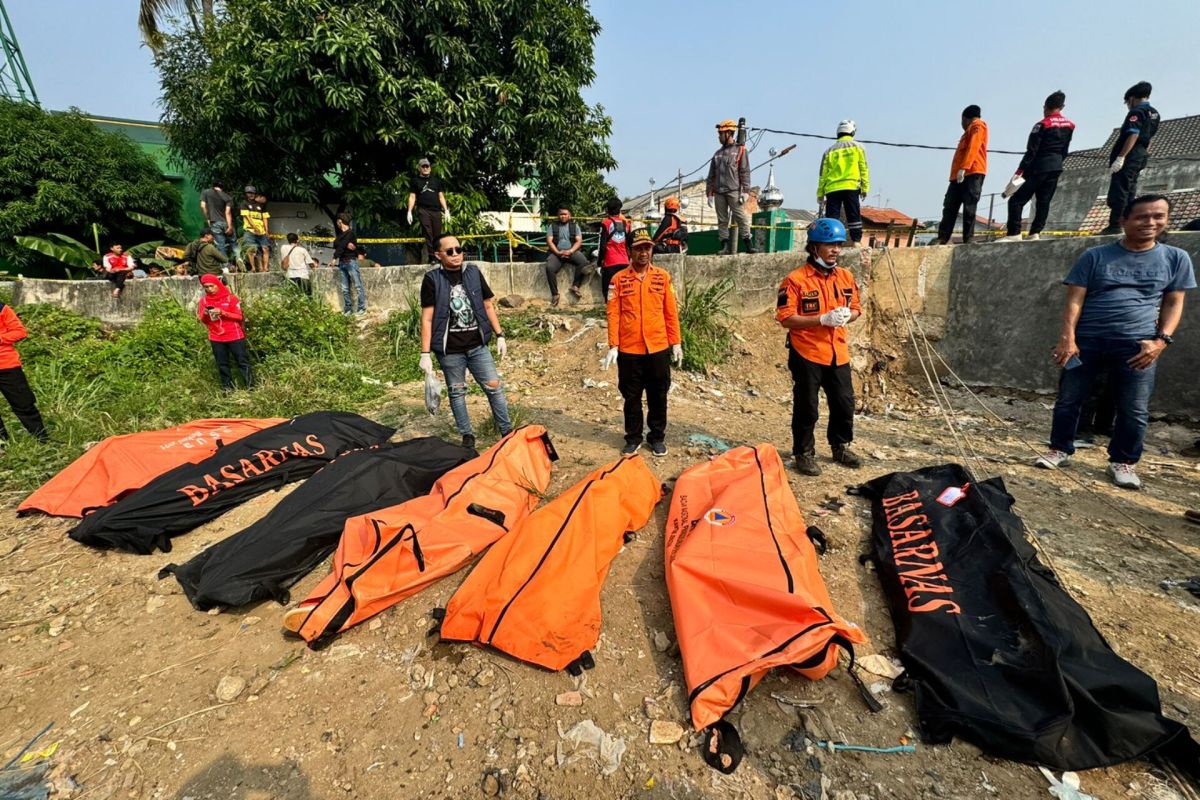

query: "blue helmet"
xmin=808 ymin=218 xmax=847 ymax=243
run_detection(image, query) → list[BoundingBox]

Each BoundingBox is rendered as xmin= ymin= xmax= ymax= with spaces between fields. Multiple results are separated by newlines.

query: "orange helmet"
xmin=663 ymin=195 xmax=680 ymax=211
xmin=716 ymin=119 xmax=737 ymax=133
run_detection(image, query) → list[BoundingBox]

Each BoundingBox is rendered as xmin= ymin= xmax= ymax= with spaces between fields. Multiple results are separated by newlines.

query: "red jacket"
xmin=0 ymin=304 xmax=28 ymax=370
xmin=197 ymin=276 xmax=246 ymax=343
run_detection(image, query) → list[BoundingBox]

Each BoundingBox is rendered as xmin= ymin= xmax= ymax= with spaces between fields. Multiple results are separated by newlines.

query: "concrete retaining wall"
xmin=940 ymin=232 xmax=1200 ymax=416
xmin=14 ymin=237 xmax=1200 ymax=415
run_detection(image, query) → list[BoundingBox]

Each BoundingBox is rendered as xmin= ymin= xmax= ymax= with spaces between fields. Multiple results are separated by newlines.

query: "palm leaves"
xmin=139 ymin=0 xmax=214 ymax=49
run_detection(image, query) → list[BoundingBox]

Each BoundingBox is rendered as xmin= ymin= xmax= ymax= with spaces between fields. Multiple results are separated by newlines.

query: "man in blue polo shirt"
xmin=1035 ymin=195 xmax=1194 ymax=489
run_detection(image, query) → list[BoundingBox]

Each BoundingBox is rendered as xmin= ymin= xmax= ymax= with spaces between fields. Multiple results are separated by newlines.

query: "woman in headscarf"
xmin=197 ymin=274 xmax=254 ymax=391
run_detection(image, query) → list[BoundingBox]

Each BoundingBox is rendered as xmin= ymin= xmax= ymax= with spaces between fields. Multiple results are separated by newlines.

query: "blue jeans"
xmin=337 ymin=258 xmax=366 ymax=312
xmin=209 ymin=222 xmax=233 ymax=259
xmin=1048 ymin=338 xmax=1157 ymax=464
xmin=436 ymin=345 xmax=511 ymax=438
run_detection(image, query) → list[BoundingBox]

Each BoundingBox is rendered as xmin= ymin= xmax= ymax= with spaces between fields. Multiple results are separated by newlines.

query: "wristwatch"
xmin=1154 ymin=332 xmax=1174 ymax=345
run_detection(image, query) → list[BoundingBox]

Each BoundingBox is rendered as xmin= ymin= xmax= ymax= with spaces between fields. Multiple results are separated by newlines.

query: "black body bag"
xmin=162 ymin=437 xmax=474 ymax=610
xmin=861 ymin=463 xmax=1199 ymax=778
xmin=69 ymin=412 xmax=395 ymax=555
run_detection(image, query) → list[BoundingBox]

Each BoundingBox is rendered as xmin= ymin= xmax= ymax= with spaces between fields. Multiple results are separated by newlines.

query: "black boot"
xmin=832 ymin=445 xmax=862 ymax=468
xmin=718 ymin=240 xmax=731 ymax=255
xmin=741 ymin=237 xmax=755 ymax=254
xmin=794 ymin=452 xmax=821 ymax=476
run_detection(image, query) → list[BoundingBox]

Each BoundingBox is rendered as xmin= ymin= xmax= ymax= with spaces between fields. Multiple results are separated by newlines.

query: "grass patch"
xmin=679 ymin=277 xmax=734 ymax=372
xmin=0 ymin=296 xmax=389 ymax=496
xmin=500 ymin=309 xmax=553 ymax=345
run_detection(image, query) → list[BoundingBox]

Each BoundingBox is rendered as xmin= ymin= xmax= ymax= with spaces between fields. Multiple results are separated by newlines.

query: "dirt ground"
xmin=2 ymin=308 xmax=1198 ymax=800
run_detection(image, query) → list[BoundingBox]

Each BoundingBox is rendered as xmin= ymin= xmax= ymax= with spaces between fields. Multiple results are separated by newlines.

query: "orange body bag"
xmin=665 ymin=444 xmax=867 ymax=732
xmin=290 ymin=426 xmax=557 ymax=647
xmin=439 ymin=454 xmax=661 ymax=672
xmin=19 ymin=418 xmax=286 ymax=518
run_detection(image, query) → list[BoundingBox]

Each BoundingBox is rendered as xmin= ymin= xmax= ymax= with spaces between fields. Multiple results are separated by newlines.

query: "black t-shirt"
xmin=200 ymin=188 xmax=231 ymax=225
xmin=420 ymin=268 xmax=494 ymax=354
xmin=410 ymin=175 xmax=445 ymax=210
xmin=1110 ymin=103 xmax=1160 ymax=162
xmin=333 ymin=227 xmax=358 ymax=260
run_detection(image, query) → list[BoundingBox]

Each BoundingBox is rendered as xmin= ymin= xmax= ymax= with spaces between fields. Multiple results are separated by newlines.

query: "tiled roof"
xmin=860 ymin=206 xmax=916 ymax=226
xmin=1078 ymin=187 xmax=1200 ymax=232
xmin=783 ymin=208 xmax=817 ymax=223
xmin=1063 ymin=113 xmax=1200 ymax=171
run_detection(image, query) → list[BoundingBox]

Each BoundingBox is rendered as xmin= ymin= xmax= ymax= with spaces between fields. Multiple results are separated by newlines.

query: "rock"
xmin=648 ymin=720 xmax=684 ymax=745
xmin=499 ymin=295 xmax=525 ymax=309
xmin=474 ymin=668 xmax=495 ymax=687
xmin=481 ymin=771 xmax=502 ymax=796
xmin=215 ymin=675 xmax=246 ymax=702
xmin=501 ymin=709 xmax=516 ymax=728
xmin=556 ymin=691 xmax=583 ymax=707
xmin=641 ymin=697 xmax=665 ymax=720
xmin=652 ymin=631 xmax=671 ymax=653
xmin=47 ymin=615 xmax=68 ymax=637
xmin=368 ymin=618 xmax=383 ymax=631
xmin=144 ymin=596 xmax=166 ymax=613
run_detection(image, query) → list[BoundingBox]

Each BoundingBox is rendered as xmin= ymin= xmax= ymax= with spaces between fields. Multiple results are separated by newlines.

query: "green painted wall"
xmin=87 ymin=116 xmax=206 ymax=239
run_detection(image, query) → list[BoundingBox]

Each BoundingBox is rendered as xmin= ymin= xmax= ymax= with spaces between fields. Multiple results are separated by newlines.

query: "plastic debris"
xmin=1038 ymin=768 xmax=1097 ymax=800
xmin=858 ymin=654 xmax=904 ymax=680
xmin=687 ymin=433 xmax=732 ymax=453
xmin=556 ymin=719 xmax=626 ymax=776
xmin=424 ymin=371 xmax=443 ymax=416
xmin=816 ymin=741 xmax=915 ymax=754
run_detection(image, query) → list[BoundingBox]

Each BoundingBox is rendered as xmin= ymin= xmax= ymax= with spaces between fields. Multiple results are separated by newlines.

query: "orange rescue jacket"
xmin=775 ymin=262 xmax=861 ymax=366
xmin=289 ymin=426 xmax=557 ymax=647
xmin=950 ymin=118 xmax=988 ymax=178
xmin=606 ymin=264 xmax=681 ymax=355
xmin=665 ymin=444 xmax=867 ymax=733
xmin=438 ymin=454 xmax=661 ymax=672
xmin=0 ymin=303 xmax=28 ymax=370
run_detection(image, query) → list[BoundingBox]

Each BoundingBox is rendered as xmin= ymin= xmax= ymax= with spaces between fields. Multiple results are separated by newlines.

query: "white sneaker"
xmin=995 ymin=235 xmax=1023 ymax=243
xmin=1107 ymin=462 xmax=1142 ymax=490
xmin=1026 ymin=234 xmax=1041 ymax=241
xmin=1035 ymin=450 xmax=1071 ymax=469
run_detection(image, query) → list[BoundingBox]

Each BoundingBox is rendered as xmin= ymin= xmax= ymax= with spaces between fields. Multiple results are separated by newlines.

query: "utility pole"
xmin=0 ymin=1 xmax=38 ymax=105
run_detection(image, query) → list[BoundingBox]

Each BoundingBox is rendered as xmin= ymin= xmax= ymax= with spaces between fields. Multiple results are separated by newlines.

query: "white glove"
xmin=495 ymin=335 xmax=507 ymax=360
xmin=419 ymin=352 xmax=433 ymax=374
xmin=602 ymin=347 xmax=618 ymax=370
xmin=819 ymin=307 xmax=852 ymax=328
xmin=406 ymin=210 xmax=414 ymax=225
xmin=671 ymin=344 xmax=683 ymax=366
xmin=1001 ymin=174 xmax=1025 ymax=199
xmin=738 ymin=193 xmax=747 ymax=205
xmin=443 ymin=209 xmax=451 ymax=223
xmin=706 ymin=196 xmax=714 ymax=209
xmin=1110 ymin=156 xmax=1125 ymax=174
xmin=955 ymin=169 xmax=966 ymax=184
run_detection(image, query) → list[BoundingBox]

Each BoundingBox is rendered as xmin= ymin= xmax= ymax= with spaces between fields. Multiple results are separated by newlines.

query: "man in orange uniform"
xmin=936 ymin=105 xmax=988 ymax=245
xmin=776 ymin=218 xmax=861 ymax=476
xmin=0 ymin=301 xmax=48 ymax=444
xmin=604 ymin=229 xmax=682 ymax=457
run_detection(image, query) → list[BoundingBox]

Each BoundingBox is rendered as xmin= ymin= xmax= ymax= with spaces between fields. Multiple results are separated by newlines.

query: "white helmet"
xmin=836 ymin=119 xmax=856 ymax=136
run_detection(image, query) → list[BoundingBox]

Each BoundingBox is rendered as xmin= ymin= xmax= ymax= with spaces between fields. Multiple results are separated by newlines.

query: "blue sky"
xmin=10 ymin=0 xmax=1200 ymax=221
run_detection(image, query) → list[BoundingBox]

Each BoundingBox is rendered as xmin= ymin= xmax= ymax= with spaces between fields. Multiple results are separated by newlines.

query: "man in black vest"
xmin=1100 ymin=82 xmax=1160 ymax=235
xmin=544 ymin=206 xmax=589 ymax=306
xmin=419 ymin=235 xmax=511 ymax=449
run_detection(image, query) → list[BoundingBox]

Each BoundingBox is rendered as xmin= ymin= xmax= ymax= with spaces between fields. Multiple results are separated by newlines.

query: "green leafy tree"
xmin=155 ymin=0 xmax=616 ymax=226
xmin=540 ymin=170 xmax=619 ymax=221
xmin=0 ymin=100 xmax=181 ymax=276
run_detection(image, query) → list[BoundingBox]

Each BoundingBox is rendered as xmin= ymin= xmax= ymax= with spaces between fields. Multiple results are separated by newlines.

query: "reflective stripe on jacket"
xmin=776 ymin=263 xmax=861 ymax=366
xmin=606 ymin=265 xmax=681 ymax=355
xmin=817 ymin=136 xmax=870 ymax=197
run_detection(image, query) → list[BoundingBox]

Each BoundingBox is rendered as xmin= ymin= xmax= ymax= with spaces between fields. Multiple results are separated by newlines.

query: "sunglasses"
xmin=441 ymin=247 xmax=465 ymax=255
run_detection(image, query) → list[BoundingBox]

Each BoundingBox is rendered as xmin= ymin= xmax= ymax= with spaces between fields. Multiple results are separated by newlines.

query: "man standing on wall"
xmin=776 ymin=218 xmax=863 ymax=476
xmin=1099 ymin=82 xmax=1160 ymax=236
xmin=1035 ymin=195 xmax=1193 ymax=489
xmin=817 ymin=120 xmax=869 ymax=246
xmin=544 ymin=206 xmax=588 ymax=306
xmin=239 ymin=187 xmax=271 ymax=273
xmin=407 ymin=158 xmax=451 ymax=263
xmin=936 ymin=106 xmax=988 ymax=245
xmin=419 ymin=235 xmax=510 ymax=449
xmin=706 ymin=119 xmax=754 ymax=255
xmin=597 ymin=197 xmax=631 ymax=301
xmin=603 ymin=229 xmax=682 ymax=458
xmin=199 ymin=181 xmax=234 ymax=260
xmin=998 ymin=91 xmax=1074 ymax=242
